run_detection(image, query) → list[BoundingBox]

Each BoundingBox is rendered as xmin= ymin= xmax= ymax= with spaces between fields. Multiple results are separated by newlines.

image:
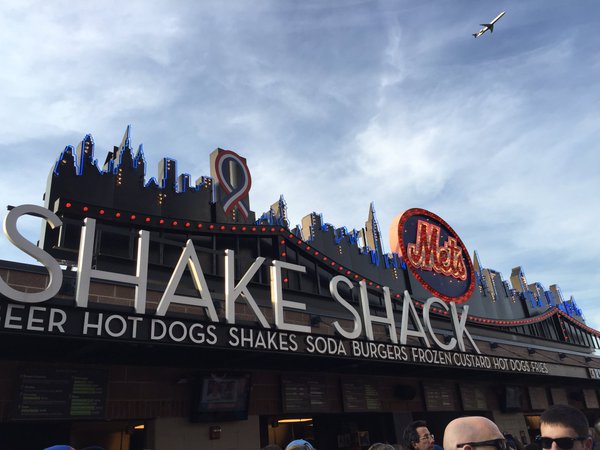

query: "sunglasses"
xmin=457 ymin=439 xmax=507 ymax=450
xmin=535 ymin=436 xmax=588 ymax=450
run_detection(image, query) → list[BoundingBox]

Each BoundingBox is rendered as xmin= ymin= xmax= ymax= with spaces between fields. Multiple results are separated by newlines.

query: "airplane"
xmin=472 ymin=11 xmax=506 ymax=38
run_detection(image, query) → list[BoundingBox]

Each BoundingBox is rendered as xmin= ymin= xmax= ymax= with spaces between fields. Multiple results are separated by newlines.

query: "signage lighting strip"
xmin=58 ymin=199 xmax=600 ymax=336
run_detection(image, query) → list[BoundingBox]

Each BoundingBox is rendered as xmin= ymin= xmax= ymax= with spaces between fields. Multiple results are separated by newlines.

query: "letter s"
xmin=0 ymin=204 xmax=63 ymax=303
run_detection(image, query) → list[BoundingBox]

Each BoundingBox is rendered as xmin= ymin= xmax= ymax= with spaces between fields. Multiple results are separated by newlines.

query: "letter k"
xmin=450 ymin=303 xmax=480 ymax=353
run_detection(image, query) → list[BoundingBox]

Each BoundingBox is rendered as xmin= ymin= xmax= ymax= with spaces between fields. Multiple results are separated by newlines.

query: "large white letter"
xmin=224 ymin=249 xmax=269 ymax=327
xmin=329 ymin=275 xmax=362 ymax=339
xmin=156 ymin=239 xmax=218 ymax=320
xmin=0 ymin=204 xmax=63 ymax=303
xmin=359 ymin=282 xmax=397 ymax=343
xmin=423 ymin=297 xmax=457 ymax=351
xmin=270 ymin=260 xmax=309 ymax=333
xmin=399 ymin=290 xmax=430 ymax=347
xmin=450 ymin=302 xmax=480 ymax=353
xmin=76 ymin=218 xmax=149 ymax=313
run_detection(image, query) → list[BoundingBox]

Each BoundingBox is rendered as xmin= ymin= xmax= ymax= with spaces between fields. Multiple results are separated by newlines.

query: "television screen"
xmin=191 ymin=372 xmax=251 ymax=422
xmin=502 ymin=386 xmax=523 ymax=412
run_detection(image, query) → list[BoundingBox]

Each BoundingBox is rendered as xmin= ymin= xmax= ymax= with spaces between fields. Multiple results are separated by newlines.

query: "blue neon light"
xmin=53 ymin=145 xmax=77 ymax=177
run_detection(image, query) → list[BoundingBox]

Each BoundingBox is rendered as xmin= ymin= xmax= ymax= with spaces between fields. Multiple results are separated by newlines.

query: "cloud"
xmin=0 ymin=1 xmax=187 ymax=144
xmin=0 ymin=0 xmax=598 ymax=333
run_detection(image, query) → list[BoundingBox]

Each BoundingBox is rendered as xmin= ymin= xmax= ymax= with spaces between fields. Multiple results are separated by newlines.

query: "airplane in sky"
xmin=472 ymin=11 xmax=506 ymax=38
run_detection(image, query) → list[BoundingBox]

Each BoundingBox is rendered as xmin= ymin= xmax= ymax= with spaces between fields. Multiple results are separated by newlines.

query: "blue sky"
xmin=0 ymin=1 xmax=598 ymax=330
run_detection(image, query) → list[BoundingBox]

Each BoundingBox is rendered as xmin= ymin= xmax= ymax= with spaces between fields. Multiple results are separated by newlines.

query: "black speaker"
xmin=395 ymin=384 xmax=417 ymax=400
xmin=568 ymin=390 xmax=583 ymax=402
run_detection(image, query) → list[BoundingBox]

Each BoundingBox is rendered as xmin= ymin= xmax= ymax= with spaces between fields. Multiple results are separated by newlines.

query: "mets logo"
xmin=390 ymin=208 xmax=474 ymax=304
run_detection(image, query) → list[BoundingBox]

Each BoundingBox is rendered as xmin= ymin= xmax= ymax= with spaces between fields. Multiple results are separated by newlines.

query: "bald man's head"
xmin=443 ymin=416 xmax=504 ymax=450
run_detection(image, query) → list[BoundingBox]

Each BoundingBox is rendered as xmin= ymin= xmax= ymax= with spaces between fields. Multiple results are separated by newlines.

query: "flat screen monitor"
xmin=191 ymin=372 xmax=251 ymax=422
xmin=502 ymin=385 xmax=523 ymax=412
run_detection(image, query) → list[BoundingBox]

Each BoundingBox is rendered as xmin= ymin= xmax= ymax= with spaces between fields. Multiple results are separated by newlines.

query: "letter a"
xmin=399 ymin=290 xmax=430 ymax=347
xmin=156 ymin=239 xmax=218 ymax=320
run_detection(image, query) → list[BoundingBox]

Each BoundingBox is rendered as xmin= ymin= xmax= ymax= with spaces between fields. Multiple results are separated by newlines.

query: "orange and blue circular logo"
xmin=390 ymin=208 xmax=474 ymax=304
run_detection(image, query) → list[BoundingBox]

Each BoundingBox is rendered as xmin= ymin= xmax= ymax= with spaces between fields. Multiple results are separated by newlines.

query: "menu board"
xmin=459 ymin=384 xmax=488 ymax=410
xmin=14 ymin=367 xmax=108 ymax=420
xmin=423 ymin=382 xmax=457 ymax=411
xmin=282 ymin=376 xmax=329 ymax=413
xmin=583 ymin=389 xmax=599 ymax=409
xmin=528 ymin=386 xmax=549 ymax=410
xmin=341 ymin=378 xmax=381 ymax=412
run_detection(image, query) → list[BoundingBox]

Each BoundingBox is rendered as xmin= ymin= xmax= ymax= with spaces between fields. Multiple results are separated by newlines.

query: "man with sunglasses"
xmin=537 ymin=404 xmax=592 ymax=450
xmin=443 ymin=416 xmax=506 ymax=450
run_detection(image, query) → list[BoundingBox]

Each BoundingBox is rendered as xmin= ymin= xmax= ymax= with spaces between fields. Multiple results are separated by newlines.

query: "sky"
xmin=0 ymin=1 xmax=598 ymax=330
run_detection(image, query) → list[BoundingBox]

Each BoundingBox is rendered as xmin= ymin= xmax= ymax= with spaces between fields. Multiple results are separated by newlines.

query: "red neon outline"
xmin=57 ymin=199 xmax=600 ymax=336
xmin=397 ymin=208 xmax=475 ymax=304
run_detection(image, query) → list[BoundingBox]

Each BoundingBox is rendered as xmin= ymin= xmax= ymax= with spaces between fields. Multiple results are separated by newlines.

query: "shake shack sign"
xmin=0 ymin=131 xmax=558 ymax=376
xmin=1 ymin=204 xmax=479 ymax=353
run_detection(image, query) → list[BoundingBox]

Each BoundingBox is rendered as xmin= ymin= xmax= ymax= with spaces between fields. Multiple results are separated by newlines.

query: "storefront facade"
xmin=0 ymin=129 xmax=598 ymax=450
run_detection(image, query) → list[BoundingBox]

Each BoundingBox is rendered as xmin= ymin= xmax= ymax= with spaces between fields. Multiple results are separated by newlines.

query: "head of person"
xmin=285 ymin=439 xmax=316 ymax=450
xmin=538 ymin=405 xmax=592 ymax=450
xmin=368 ymin=444 xmax=396 ymax=450
xmin=443 ymin=416 xmax=505 ymax=450
xmin=403 ymin=420 xmax=436 ymax=450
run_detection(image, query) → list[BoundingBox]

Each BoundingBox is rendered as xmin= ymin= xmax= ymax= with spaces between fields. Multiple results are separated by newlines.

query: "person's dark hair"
xmin=504 ymin=433 xmax=517 ymax=450
xmin=503 ymin=434 xmax=524 ymax=450
xmin=540 ymin=404 xmax=589 ymax=437
xmin=403 ymin=420 xmax=428 ymax=450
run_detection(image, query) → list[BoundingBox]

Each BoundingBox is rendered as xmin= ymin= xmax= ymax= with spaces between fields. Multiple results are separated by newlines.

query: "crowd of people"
xmin=40 ymin=404 xmax=596 ymax=450
xmin=263 ymin=404 xmax=596 ymax=450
